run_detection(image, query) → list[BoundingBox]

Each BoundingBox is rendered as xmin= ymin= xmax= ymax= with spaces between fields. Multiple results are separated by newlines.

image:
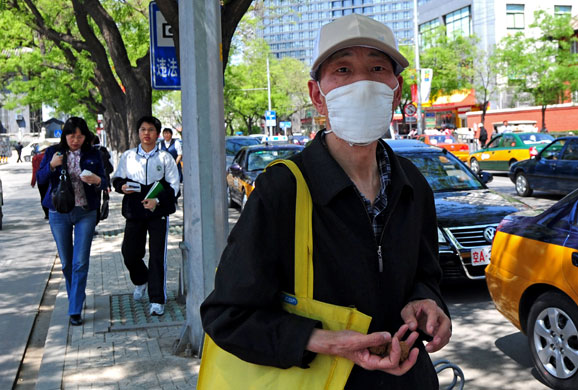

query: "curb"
xmin=35 ymin=285 xmax=69 ymax=390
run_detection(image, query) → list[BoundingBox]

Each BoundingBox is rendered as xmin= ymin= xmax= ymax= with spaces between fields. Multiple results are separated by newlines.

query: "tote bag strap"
xmin=59 ymin=151 xmax=69 ymax=179
xmin=266 ymin=160 xmax=313 ymax=299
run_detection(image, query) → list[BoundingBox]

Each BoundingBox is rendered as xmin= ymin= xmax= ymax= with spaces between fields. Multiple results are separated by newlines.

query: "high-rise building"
xmin=261 ymin=0 xmax=415 ymax=67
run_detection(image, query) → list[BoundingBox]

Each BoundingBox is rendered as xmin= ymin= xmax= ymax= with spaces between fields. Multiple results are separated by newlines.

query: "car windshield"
xmin=226 ymin=138 xmax=260 ymax=156
xmin=247 ymin=149 xmax=301 ymax=171
xmin=429 ymin=135 xmax=455 ymax=144
xmin=401 ymin=153 xmax=484 ymax=192
xmin=518 ymin=133 xmax=554 ymax=145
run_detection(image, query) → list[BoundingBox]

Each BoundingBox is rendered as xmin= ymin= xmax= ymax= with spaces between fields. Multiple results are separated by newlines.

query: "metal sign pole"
xmin=176 ymin=0 xmax=227 ymax=355
xmin=413 ymin=0 xmax=423 ymax=134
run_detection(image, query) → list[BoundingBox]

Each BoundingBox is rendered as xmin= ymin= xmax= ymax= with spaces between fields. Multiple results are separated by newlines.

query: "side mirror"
xmin=478 ymin=171 xmax=493 ymax=184
xmin=230 ymin=162 xmax=242 ymax=172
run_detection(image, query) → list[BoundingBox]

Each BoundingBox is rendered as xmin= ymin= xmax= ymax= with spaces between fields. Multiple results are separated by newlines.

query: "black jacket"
xmin=201 ymin=134 xmax=448 ymax=389
xmin=37 ymin=145 xmax=108 ymax=212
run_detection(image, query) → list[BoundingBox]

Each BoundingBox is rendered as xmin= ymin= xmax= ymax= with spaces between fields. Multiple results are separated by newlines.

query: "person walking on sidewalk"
xmin=111 ymin=116 xmax=180 ymax=317
xmin=37 ymin=117 xmax=108 ymax=326
xmin=201 ymin=14 xmax=451 ymax=389
xmin=15 ymin=142 xmax=23 ymax=163
xmin=158 ymin=128 xmax=183 ymax=183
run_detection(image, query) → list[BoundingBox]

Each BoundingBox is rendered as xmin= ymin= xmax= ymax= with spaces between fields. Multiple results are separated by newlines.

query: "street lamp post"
xmin=266 ymin=56 xmax=272 ymax=136
xmin=413 ymin=0 xmax=423 ymax=134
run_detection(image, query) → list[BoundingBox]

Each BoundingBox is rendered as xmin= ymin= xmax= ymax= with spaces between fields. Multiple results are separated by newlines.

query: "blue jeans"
xmin=49 ymin=207 xmax=97 ymax=316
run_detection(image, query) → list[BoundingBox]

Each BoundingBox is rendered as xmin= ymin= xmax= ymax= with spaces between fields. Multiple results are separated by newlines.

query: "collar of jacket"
xmin=137 ymin=144 xmax=159 ymax=158
xmin=300 ymin=131 xmax=415 ymax=207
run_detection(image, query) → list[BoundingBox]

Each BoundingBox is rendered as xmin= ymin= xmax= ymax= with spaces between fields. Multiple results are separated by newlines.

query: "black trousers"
xmin=121 ymin=216 xmax=169 ymax=304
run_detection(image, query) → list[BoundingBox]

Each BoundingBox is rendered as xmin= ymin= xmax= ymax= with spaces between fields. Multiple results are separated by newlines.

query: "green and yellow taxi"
xmin=469 ymin=132 xmax=554 ymax=174
xmin=486 ymin=188 xmax=578 ymax=389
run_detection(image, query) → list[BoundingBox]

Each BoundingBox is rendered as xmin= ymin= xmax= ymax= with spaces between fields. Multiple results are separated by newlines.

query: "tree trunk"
xmin=480 ymin=101 xmax=489 ymax=126
xmin=541 ymin=104 xmax=547 ymax=130
xmin=71 ymin=0 xmax=152 ymax=151
xmin=220 ymin=0 xmax=254 ymax=71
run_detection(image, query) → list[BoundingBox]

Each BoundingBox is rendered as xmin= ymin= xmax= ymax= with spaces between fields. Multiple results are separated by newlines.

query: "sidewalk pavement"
xmin=36 ymin=190 xmax=201 ymax=390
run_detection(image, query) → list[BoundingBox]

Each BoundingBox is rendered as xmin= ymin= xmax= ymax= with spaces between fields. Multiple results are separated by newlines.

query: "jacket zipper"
xmin=355 ymin=191 xmax=387 ymax=272
xmin=355 ymin=187 xmax=401 ymax=273
xmin=145 ymin=154 xmax=149 ymax=184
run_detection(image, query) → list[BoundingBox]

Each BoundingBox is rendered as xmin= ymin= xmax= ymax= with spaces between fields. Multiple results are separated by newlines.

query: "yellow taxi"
xmin=417 ymin=134 xmax=470 ymax=162
xmin=226 ymin=143 xmax=304 ymax=209
xmin=485 ymin=188 xmax=578 ymax=390
xmin=469 ymin=132 xmax=554 ymax=174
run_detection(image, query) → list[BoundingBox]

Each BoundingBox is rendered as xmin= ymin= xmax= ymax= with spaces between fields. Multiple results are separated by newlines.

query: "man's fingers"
xmin=401 ymin=306 xmax=418 ymax=331
xmin=359 ymin=331 xmax=391 ymax=350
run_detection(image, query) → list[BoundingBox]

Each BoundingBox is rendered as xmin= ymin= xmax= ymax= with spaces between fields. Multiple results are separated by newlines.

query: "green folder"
xmin=144 ymin=181 xmax=165 ymax=199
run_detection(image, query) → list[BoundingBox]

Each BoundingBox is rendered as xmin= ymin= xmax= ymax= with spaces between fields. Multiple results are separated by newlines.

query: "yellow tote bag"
xmin=197 ymin=160 xmax=372 ymax=390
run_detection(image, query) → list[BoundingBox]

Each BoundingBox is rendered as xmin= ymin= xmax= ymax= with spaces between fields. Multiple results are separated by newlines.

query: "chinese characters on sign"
xmin=155 ymin=57 xmax=179 ymax=79
xmin=149 ymin=2 xmax=181 ymax=90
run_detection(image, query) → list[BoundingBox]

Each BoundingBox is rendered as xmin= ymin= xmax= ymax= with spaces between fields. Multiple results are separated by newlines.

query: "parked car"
xmin=21 ymin=138 xmax=59 ymax=162
xmin=509 ymin=136 xmax=578 ymax=197
xmin=226 ymin=144 xmax=304 ymax=209
xmin=290 ymin=134 xmax=311 ymax=145
xmin=386 ymin=140 xmax=529 ymax=281
xmin=225 ymin=136 xmax=261 ymax=168
xmin=492 ymin=120 xmax=538 ymax=134
xmin=486 ymin=188 xmax=578 ymax=390
xmin=417 ymin=134 xmax=470 ymax=162
xmin=469 ymin=132 xmax=554 ymax=174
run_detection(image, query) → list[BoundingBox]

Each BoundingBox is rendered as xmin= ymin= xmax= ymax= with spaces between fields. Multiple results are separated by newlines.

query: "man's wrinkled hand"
xmin=306 ymin=324 xmax=420 ymax=376
xmin=401 ymin=299 xmax=451 ymax=353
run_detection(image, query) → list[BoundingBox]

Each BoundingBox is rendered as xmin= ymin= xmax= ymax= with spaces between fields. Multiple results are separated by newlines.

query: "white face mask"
xmin=319 ymin=80 xmax=398 ymax=145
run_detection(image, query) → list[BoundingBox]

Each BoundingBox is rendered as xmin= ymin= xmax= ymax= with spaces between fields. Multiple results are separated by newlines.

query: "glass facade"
xmin=444 ymin=6 xmax=471 ymax=39
xmin=419 ymin=18 xmax=440 ymax=48
xmin=261 ymin=0 xmax=415 ymax=66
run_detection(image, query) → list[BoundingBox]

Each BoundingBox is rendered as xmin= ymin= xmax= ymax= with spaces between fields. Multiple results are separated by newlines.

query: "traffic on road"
xmin=222 ymin=135 xmax=573 ymax=389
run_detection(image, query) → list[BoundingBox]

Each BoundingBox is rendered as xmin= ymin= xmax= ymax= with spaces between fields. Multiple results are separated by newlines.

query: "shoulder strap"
xmin=266 ymin=160 xmax=313 ymax=299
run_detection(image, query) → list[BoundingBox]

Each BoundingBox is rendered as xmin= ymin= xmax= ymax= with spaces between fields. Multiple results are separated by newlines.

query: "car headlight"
xmin=437 ymin=227 xmax=447 ymax=244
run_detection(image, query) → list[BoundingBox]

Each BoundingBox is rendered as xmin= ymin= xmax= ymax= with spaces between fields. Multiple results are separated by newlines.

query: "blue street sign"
xmin=279 ymin=121 xmax=291 ymax=129
xmin=265 ymin=110 xmax=276 ymax=127
xmin=54 ymin=129 xmax=62 ymax=138
xmin=265 ymin=110 xmax=276 ymax=120
xmin=149 ymin=2 xmax=181 ymax=90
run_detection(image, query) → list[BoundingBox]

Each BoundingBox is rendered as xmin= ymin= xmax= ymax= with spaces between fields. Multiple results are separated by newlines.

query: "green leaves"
xmin=223 ymin=10 xmax=309 ymax=135
xmin=494 ymin=10 xmax=578 ymax=109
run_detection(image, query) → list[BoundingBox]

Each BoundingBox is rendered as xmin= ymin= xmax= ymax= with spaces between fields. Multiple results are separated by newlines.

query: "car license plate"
xmin=471 ymin=246 xmax=491 ymax=266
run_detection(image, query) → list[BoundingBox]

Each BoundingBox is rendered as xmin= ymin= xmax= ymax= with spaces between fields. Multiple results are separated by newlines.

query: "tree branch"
xmin=20 ymin=0 xmax=89 ymax=52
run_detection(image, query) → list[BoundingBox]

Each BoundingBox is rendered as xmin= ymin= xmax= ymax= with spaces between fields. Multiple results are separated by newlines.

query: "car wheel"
xmin=528 ymin=291 xmax=578 ymax=390
xmin=470 ymin=158 xmax=480 ymax=174
xmin=515 ymin=172 xmax=533 ymax=197
xmin=241 ymin=191 xmax=248 ymax=211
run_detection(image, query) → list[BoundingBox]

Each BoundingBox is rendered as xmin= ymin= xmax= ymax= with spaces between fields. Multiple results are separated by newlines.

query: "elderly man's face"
xmin=308 ymin=46 xmax=403 ymax=117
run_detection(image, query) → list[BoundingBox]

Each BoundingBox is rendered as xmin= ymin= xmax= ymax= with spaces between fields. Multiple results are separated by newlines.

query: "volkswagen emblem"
xmin=483 ymin=227 xmax=496 ymax=243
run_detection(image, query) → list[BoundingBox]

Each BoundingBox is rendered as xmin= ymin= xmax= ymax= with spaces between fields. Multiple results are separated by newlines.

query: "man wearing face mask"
xmin=201 ymin=14 xmax=451 ymax=389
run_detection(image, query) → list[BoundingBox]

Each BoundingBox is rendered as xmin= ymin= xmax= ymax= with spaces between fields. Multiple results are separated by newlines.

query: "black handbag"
xmin=99 ymin=190 xmax=109 ymax=221
xmin=51 ymin=154 xmax=76 ymax=213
